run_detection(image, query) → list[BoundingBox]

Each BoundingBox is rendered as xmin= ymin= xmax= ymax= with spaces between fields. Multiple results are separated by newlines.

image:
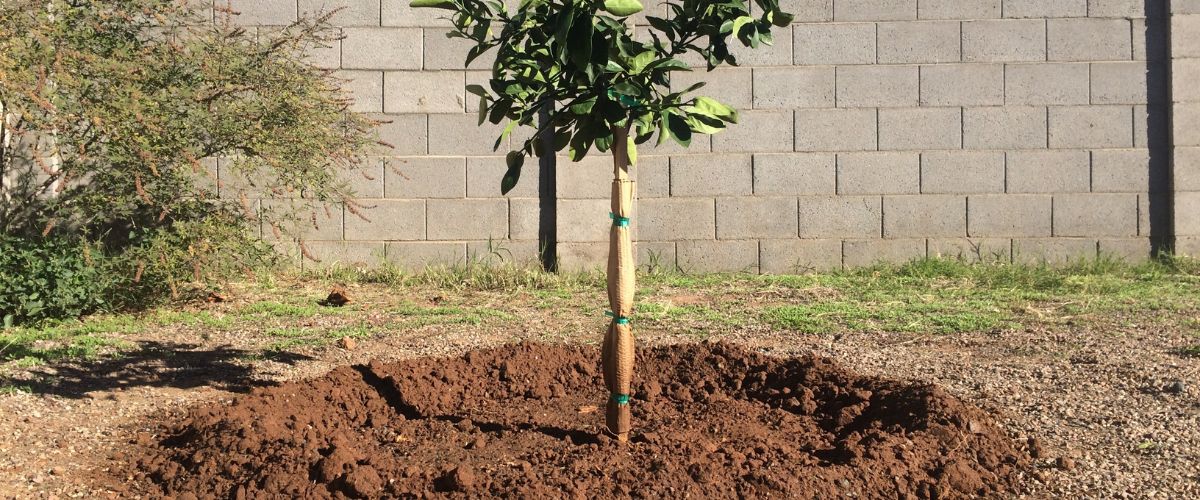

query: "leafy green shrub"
xmin=0 ymin=0 xmax=380 ymax=324
xmin=0 ymin=236 xmax=111 ymax=326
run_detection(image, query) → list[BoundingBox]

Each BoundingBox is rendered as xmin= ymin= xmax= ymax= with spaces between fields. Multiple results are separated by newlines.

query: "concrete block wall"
xmin=213 ymin=0 xmax=1185 ymax=272
xmin=1173 ymin=0 xmax=1200 ymax=256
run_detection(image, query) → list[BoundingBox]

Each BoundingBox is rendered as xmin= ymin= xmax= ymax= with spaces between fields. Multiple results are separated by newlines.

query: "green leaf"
xmin=466 ymin=44 xmax=491 ymax=67
xmin=627 ymin=136 xmax=638 ymax=166
xmin=500 ymin=120 xmax=518 ymax=143
xmin=569 ymin=96 xmax=597 ymax=114
xmin=729 ymin=15 xmax=755 ymax=37
xmin=596 ymin=134 xmax=613 ymax=152
xmin=501 ymin=152 xmax=524 ymax=194
xmin=665 ymin=112 xmax=692 ymax=147
xmin=628 ymin=51 xmax=656 ymax=73
xmin=591 ymin=30 xmax=611 ymax=67
xmin=554 ymin=128 xmax=572 ymax=151
xmin=647 ymin=17 xmax=674 ymax=39
xmin=772 ymin=11 xmax=795 ymax=27
xmin=685 ymin=114 xmax=726 ymax=135
xmin=612 ymin=81 xmax=643 ymax=97
xmin=410 ymin=0 xmax=457 ymax=10
xmin=554 ymin=11 xmax=575 ymax=59
xmin=567 ymin=20 xmax=594 ymax=68
xmin=488 ymin=99 xmax=512 ymax=124
xmin=680 ymin=81 xmax=706 ymax=94
xmin=569 ymin=131 xmax=593 ymax=161
xmin=692 ymin=96 xmax=738 ymax=123
xmin=477 ymin=95 xmax=488 ymax=125
xmin=602 ymin=0 xmax=644 ymax=17
xmin=645 ymin=58 xmax=691 ymax=73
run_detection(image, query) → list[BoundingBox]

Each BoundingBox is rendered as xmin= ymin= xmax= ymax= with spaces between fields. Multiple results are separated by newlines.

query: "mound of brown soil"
xmin=122 ymin=343 xmax=1028 ymax=498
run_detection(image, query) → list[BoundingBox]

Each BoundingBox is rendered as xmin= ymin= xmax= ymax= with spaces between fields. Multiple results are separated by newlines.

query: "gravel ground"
xmin=1 ymin=288 xmax=1197 ymax=498
xmin=752 ymin=321 xmax=1200 ymax=498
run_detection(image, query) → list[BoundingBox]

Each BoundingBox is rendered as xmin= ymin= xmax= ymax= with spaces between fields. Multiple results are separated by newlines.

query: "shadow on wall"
xmin=1146 ymin=0 xmax=1174 ymax=253
xmin=0 ymin=131 xmax=63 ymax=236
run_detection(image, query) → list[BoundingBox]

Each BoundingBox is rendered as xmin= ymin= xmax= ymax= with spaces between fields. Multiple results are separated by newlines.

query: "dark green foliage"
xmin=413 ymin=0 xmax=792 ymax=193
xmin=0 ymin=0 xmax=379 ymax=324
xmin=0 ymin=236 xmax=110 ymax=327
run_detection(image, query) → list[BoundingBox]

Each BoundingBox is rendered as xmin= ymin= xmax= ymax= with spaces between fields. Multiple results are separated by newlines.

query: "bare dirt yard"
xmin=1 ymin=260 xmax=1198 ymax=498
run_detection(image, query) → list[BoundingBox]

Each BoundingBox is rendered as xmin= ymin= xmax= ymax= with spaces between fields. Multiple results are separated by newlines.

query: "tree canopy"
xmin=411 ymin=0 xmax=793 ymax=192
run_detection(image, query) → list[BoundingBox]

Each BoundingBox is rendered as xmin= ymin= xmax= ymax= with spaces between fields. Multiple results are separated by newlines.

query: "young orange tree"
xmin=412 ymin=0 xmax=792 ymax=441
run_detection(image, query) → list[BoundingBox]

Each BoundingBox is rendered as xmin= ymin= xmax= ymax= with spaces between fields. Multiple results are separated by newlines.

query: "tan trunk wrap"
xmin=603 ymin=126 xmax=636 ymax=440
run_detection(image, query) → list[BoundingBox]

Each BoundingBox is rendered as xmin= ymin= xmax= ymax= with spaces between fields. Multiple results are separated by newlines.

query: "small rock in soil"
xmin=1028 ymin=437 xmax=1046 ymax=459
xmin=343 ymin=466 xmax=383 ymax=497
xmin=337 ymin=336 xmax=356 ymax=350
xmin=1163 ymin=380 xmax=1186 ymax=394
xmin=1057 ymin=457 xmax=1077 ymax=471
xmin=440 ymin=466 xmax=475 ymax=492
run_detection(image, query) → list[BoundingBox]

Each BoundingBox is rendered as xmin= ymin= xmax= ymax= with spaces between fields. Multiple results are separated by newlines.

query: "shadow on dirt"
xmin=5 ymin=341 xmax=311 ymax=398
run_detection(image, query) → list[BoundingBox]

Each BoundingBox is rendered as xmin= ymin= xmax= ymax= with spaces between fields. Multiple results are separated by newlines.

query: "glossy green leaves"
xmin=412 ymin=0 xmax=795 ymax=193
xmin=691 ymin=96 xmax=738 ymax=123
xmin=602 ymin=0 xmax=644 ymax=17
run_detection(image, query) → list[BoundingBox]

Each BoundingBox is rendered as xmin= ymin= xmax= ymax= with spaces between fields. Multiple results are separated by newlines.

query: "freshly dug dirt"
xmin=122 ymin=343 xmax=1028 ymax=498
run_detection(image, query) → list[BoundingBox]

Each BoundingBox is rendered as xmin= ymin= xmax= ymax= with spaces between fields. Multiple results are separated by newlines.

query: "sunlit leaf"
xmin=602 ymin=0 xmax=644 ymax=17
xmin=410 ymin=0 xmax=457 ymax=10
xmin=692 ymin=96 xmax=737 ymax=123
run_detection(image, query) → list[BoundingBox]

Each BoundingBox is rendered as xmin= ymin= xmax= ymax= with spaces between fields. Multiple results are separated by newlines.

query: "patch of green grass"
xmin=6 ymin=255 xmax=1198 ymax=367
xmin=391 ymin=303 xmax=515 ymax=327
xmin=1182 ymin=318 xmax=1200 ymax=333
xmin=754 ymin=256 xmax=1199 ymax=334
xmin=635 ymin=302 xmax=749 ymax=327
xmin=0 ymin=384 xmax=32 ymax=396
xmin=239 ymin=301 xmax=325 ymax=318
xmin=10 ymin=356 xmax=45 ymax=368
xmin=0 ymin=315 xmax=140 ymax=363
xmin=292 ymin=260 xmax=605 ymax=292
xmin=263 ymin=323 xmax=376 ymax=351
xmin=0 ymin=329 xmax=130 ymax=363
xmin=763 ymin=300 xmax=1012 ymax=334
xmin=149 ymin=310 xmax=233 ymax=329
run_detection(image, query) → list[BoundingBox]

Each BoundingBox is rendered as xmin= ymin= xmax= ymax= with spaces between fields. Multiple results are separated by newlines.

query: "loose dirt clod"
xmin=119 ymin=343 xmax=1028 ymax=498
xmin=318 ymin=286 xmax=351 ymax=307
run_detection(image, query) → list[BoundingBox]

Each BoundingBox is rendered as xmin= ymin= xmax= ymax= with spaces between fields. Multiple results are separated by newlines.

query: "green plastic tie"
xmin=604 ymin=311 xmax=631 ymax=325
xmin=609 ymin=212 xmax=630 ymax=227
xmin=606 ymin=88 xmax=640 ymax=108
xmin=611 ymin=393 xmax=631 ymax=405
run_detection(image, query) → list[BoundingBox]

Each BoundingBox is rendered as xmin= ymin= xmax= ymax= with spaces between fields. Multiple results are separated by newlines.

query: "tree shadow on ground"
xmin=4 ymin=341 xmax=311 ymax=398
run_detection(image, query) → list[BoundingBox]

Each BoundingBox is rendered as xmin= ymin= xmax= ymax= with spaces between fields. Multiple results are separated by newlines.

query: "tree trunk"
xmin=603 ymin=126 xmax=636 ymax=442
